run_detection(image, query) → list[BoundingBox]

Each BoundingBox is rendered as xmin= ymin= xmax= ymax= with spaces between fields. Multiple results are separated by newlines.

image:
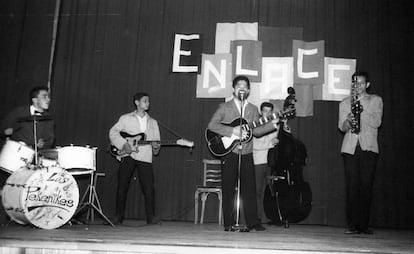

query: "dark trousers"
xmin=255 ymin=164 xmax=271 ymax=222
xmin=116 ymin=157 xmax=155 ymax=222
xmin=222 ymin=152 xmax=259 ymax=227
xmin=342 ymin=145 xmax=378 ymax=230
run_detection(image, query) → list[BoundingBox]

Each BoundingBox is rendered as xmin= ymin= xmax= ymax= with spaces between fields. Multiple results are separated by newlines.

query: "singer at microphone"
xmin=207 ymin=75 xmax=277 ymax=232
xmin=238 ymin=90 xmax=247 ymax=101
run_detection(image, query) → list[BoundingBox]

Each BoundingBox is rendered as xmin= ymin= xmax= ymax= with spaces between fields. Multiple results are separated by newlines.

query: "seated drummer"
xmin=0 ymin=86 xmax=55 ymax=149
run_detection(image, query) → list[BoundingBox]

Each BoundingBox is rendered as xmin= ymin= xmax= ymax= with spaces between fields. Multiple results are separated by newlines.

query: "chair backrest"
xmin=202 ymin=159 xmax=222 ymax=187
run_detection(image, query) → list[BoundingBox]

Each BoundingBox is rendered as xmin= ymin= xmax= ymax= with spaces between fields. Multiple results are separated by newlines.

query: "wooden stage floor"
xmin=0 ymin=220 xmax=413 ymax=254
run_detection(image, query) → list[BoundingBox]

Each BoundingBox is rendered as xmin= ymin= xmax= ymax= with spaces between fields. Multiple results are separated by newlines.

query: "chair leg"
xmin=194 ymin=190 xmax=199 ymax=224
xmin=218 ymin=191 xmax=223 ymax=225
xmin=200 ymin=193 xmax=208 ymax=224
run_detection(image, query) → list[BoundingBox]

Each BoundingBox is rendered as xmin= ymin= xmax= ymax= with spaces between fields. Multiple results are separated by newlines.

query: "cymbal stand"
xmin=32 ymin=116 xmax=39 ymax=166
xmin=74 ymin=151 xmax=114 ymax=227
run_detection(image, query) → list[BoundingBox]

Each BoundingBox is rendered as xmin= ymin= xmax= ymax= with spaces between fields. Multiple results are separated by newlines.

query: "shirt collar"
xmin=30 ymin=105 xmax=43 ymax=115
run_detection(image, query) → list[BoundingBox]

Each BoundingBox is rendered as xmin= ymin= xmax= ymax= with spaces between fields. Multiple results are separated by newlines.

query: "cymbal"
xmin=17 ymin=115 xmax=53 ymax=122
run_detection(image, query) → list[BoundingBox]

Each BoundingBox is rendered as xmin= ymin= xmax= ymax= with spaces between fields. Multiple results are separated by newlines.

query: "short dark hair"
xmin=352 ymin=71 xmax=370 ymax=83
xmin=260 ymin=102 xmax=274 ymax=111
xmin=232 ymin=75 xmax=250 ymax=89
xmin=29 ymin=86 xmax=48 ymax=104
xmin=133 ymin=92 xmax=149 ymax=105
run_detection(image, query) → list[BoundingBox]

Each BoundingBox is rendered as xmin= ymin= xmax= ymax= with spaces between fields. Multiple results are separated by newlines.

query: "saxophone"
xmin=350 ymin=78 xmax=363 ymax=134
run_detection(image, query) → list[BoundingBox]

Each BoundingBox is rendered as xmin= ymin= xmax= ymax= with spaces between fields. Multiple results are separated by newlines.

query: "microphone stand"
xmin=231 ymin=93 xmax=249 ymax=232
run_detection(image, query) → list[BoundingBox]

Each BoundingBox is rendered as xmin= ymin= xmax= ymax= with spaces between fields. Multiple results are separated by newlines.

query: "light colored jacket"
xmin=338 ymin=94 xmax=383 ymax=154
xmin=109 ymin=111 xmax=160 ymax=163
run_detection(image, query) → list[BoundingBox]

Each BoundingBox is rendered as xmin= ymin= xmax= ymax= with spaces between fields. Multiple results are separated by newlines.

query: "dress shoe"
xmin=248 ymin=224 xmax=266 ymax=231
xmin=224 ymin=225 xmax=250 ymax=232
xmin=344 ymin=228 xmax=359 ymax=234
xmin=224 ymin=226 xmax=234 ymax=232
xmin=147 ymin=216 xmax=161 ymax=225
xmin=360 ymin=228 xmax=374 ymax=234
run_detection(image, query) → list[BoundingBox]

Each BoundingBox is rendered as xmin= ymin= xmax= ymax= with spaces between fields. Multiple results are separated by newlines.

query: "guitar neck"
xmin=136 ymin=140 xmax=176 ymax=146
xmin=246 ymin=113 xmax=278 ymax=129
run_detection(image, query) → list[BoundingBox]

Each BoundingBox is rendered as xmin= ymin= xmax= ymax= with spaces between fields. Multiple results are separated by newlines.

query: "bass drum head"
xmin=2 ymin=165 xmax=79 ymax=229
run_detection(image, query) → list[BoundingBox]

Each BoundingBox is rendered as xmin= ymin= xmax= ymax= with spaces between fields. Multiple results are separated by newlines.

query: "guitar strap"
xmin=156 ymin=119 xmax=185 ymax=139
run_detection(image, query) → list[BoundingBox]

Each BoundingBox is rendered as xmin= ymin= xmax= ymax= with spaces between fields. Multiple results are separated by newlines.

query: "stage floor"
xmin=0 ymin=220 xmax=413 ymax=254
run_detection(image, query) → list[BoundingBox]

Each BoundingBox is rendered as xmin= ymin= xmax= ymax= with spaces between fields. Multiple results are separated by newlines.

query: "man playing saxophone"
xmin=338 ymin=71 xmax=383 ymax=235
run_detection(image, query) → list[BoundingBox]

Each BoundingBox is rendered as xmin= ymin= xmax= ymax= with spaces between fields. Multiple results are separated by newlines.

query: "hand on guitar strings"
xmin=232 ymin=126 xmax=249 ymax=140
xmin=121 ymin=142 xmax=133 ymax=154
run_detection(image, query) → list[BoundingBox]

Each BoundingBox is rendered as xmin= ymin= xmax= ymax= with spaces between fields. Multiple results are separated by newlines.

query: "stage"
xmin=0 ymin=220 xmax=413 ymax=254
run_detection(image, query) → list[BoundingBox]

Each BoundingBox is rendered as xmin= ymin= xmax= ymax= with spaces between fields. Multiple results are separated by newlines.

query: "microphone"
xmin=238 ymin=90 xmax=246 ymax=101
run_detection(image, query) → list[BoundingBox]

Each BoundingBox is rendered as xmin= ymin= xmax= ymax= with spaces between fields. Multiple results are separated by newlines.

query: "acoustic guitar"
xmin=205 ymin=107 xmax=295 ymax=157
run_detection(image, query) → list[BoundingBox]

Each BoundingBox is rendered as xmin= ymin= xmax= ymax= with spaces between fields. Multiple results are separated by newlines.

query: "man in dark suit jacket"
xmin=208 ymin=75 xmax=276 ymax=232
xmin=1 ymin=86 xmax=55 ymax=150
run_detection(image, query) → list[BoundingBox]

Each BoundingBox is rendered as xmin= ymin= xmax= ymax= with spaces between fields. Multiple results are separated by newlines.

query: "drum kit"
xmin=0 ymin=114 xmax=106 ymax=229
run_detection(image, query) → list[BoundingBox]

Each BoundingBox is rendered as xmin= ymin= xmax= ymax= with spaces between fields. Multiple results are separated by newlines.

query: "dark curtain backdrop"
xmin=1 ymin=0 xmax=413 ymax=228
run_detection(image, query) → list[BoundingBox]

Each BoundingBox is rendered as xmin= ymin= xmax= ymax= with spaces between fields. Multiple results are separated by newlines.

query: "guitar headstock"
xmin=176 ymin=139 xmax=194 ymax=148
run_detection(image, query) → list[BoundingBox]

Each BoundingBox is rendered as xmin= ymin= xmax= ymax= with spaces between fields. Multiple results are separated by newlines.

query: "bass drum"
xmin=1 ymin=165 xmax=79 ymax=229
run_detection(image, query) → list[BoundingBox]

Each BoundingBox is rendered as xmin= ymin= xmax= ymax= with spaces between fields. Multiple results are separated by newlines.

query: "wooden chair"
xmin=194 ymin=159 xmax=223 ymax=224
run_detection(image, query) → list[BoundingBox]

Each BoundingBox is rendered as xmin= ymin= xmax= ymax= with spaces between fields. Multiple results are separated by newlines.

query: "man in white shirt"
xmin=109 ymin=92 xmax=161 ymax=225
xmin=338 ymin=71 xmax=383 ymax=234
xmin=253 ymin=102 xmax=279 ymax=223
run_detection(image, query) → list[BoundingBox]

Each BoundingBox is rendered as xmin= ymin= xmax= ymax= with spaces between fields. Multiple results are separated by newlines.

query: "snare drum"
xmin=57 ymin=145 xmax=96 ymax=174
xmin=39 ymin=149 xmax=59 ymax=167
xmin=0 ymin=139 xmax=34 ymax=173
xmin=1 ymin=165 xmax=79 ymax=229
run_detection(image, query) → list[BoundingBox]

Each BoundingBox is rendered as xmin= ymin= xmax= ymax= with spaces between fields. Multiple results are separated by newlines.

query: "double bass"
xmin=263 ymin=88 xmax=312 ymax=228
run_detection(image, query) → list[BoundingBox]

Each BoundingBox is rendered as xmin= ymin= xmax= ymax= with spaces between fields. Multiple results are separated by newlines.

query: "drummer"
xmin=1 ymin=86 xmax=55 ymax=150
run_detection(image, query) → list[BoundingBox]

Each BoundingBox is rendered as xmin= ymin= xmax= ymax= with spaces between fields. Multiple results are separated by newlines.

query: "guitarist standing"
xmin=207 ymin=76 xmax=276 ymax=232
xmin=109 ymin=92 xmax=161 ymax=225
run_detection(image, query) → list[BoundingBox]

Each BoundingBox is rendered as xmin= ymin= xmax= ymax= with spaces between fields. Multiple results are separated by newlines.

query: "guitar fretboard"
xmin=133 ymin=140 xmax=177 ymax=146
xmin=241 ymin=113 xmax=279 ymax=131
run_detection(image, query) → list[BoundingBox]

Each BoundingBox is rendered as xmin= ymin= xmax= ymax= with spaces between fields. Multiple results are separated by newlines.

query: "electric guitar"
xmin=205 ymin=107 xmax=295 ymax=157
xmin=109 ymin=132 xmax=194 ymax=158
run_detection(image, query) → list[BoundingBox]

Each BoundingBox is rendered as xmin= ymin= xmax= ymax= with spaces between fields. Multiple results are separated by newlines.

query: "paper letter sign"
xmin=172 ymin=34 xmax=202 ymax=73
xmin=323 ymin=57 xmax=356 ymax=101
xmin=260 ymin=57 xmax=293 ymax=100
xmin=230 ymin=40 xmax=262 ymax=82
xmin=196 ymin=54 xmax=232 ymax=98
xmin=293 ymin=40 xmax=325 ymax=85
